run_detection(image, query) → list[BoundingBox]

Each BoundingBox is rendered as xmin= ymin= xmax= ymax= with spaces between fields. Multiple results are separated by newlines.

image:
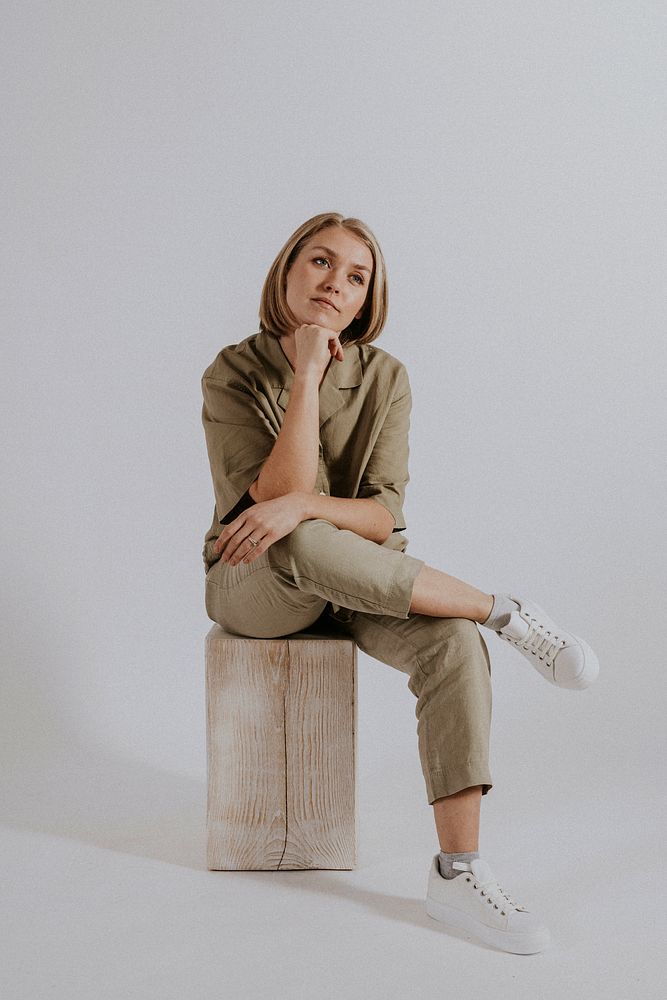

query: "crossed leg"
xmin=205 ymin=518 xmax=495 ymax=846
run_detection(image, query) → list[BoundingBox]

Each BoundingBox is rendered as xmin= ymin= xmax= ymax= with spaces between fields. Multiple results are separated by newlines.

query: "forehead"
xmin=302 ymin=229 xmax=373 ymax=271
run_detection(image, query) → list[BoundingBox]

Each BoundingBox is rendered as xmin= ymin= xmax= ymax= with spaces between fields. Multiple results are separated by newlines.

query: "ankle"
xmin=475 ymin=594 xmax=494 ymax=624
xmin=438 ymin=848 xmax=480 ymax=879
xmin=478 ymin=593 xmax=519 ymax=629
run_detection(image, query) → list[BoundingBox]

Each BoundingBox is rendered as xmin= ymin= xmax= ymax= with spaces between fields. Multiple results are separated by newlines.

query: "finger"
xmin=214 ymin=522 xmax=239 ymax=555
xmin=228 ymin=533 xmax=266 ymax=566
xmin=217 ymin=519 xmax=248 ymax=560
xmin=221 ymin=539 xmax=244 ymax=563
xmin=240 ymin=541 xmax=260 ymax=564
xmin=240 ymin=535 xmax=270 ymax=565
xmin=229 ymin=546 xmax=252 ymax=566
xmin=216 ymin=538 xmax=235 ymax=560
xmin=219 ymin=539 xmax=242 ymax=562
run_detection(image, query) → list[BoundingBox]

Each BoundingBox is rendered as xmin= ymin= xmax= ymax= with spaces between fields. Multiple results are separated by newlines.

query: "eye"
xmin=313 ymin=257 xmax=365 ymax=286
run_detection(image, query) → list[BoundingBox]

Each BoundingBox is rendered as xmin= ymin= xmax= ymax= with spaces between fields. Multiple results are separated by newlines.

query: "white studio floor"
xmin=2 ymin=723 xmax=664 ymax=1000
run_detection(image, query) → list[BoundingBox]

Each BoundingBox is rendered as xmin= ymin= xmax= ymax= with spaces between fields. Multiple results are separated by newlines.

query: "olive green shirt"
xmin=201 ymin=329 xmax=414 ymax=573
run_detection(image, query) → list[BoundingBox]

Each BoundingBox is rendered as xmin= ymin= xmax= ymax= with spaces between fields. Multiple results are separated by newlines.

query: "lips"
xmin=312 ymin=298 xmax=338 ymax=311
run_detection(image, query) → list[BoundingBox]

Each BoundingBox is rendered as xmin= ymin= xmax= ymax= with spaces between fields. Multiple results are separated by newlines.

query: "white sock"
xmin=438 ymin=850 xmax=480 ymax=879
xmin=480 ymin=594 xmax=520 ymax=631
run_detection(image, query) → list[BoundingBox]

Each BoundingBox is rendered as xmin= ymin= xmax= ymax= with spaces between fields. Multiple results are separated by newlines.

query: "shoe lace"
xmin=507 ymin=616 xmax=566 ymax=666
xmin=456 ymin=864 xmax=528 ymax=914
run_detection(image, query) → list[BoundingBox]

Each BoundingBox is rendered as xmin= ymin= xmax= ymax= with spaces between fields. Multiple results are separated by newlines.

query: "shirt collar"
xmin=256 ymin=329 xmax=363 ymax=427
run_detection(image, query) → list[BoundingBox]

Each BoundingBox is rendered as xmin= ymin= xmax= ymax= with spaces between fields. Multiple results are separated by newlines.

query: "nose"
xmin=321 ymin=271 xmax=341 ymax=295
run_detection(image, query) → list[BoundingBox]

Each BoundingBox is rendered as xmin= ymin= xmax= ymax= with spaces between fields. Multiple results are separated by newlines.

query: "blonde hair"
xmin=258 ymin=212 xmax=388 ymax=346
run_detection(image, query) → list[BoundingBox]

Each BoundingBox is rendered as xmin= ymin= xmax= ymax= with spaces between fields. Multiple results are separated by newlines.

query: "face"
xmin=284 ymin=226 xmax=374 ymax=333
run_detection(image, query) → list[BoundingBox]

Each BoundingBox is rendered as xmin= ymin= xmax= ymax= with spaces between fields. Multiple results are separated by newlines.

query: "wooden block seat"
xmin=205 ymin=621 xmax=358 ymax=871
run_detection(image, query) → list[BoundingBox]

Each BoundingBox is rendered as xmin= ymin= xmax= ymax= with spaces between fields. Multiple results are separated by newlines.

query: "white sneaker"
xmin=426 ymin=855 xmax=551 ymax=954
xmin=495 ymin=593 xmax=600 ymax=690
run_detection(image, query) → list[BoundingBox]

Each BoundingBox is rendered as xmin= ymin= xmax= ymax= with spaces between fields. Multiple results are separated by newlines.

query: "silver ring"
xmin=247 ymin=537 xmax=259 ymax=548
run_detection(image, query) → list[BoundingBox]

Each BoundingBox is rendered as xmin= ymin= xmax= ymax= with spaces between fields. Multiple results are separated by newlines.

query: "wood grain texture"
xmin=205 ymin=623 xmax=358 ymax=871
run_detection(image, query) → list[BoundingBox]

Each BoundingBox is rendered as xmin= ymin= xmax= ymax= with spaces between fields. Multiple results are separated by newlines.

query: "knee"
xmin=452 ymin=615 xmax=489 ymax=647
xmin=437 ymin=616 xmax=481 ymax=643
xmin=270 ymin=518 xmax=335 ymax=570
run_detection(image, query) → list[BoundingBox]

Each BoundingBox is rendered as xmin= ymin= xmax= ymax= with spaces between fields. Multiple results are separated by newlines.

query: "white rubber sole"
xmin=425 ymin=896 xmax=551 ymax=955
xmin=558 ymin=634 xmax=600 ymax=689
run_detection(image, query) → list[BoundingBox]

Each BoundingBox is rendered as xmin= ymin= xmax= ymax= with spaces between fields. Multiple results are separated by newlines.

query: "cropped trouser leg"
xmin=204 ymin=518 xmax=493 ymax=804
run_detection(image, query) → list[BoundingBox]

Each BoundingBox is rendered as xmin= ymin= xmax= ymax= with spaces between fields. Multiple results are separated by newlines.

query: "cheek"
xmin=287 ymin=266 xmax=308 ymax=294
xmin=354 ymin=286 xmax=369 ymax=309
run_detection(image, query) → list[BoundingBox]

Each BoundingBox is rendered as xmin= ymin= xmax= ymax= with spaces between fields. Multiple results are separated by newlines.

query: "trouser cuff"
xmin=425 ymin=760 xmax=493 ymax=804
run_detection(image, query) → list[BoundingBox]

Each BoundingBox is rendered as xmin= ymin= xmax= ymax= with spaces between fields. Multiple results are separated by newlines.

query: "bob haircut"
xmin=258 ymin=212 xmax=388 ymax=346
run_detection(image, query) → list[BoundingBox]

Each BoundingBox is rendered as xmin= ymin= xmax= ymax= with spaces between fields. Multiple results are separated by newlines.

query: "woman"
xmin=200 ymin=211 xmax=599 ymax=954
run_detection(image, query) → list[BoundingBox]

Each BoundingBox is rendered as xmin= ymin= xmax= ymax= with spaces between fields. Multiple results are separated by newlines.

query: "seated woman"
xmin=200 ymin=210 xmax=599 ymax=955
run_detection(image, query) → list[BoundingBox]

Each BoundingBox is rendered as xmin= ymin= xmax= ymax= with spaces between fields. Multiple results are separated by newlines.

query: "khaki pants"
xmin=204 ymin=519 xmax=493 ymax=804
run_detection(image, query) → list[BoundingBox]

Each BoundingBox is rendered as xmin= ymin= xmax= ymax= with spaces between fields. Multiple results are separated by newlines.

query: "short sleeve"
xmin=201 ymin=374 xmax=278 ymax=524
xmin=356 ymin=365 xmax=412 ymax=532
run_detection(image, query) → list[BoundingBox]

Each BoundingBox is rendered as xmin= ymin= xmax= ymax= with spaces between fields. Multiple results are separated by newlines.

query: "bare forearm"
xmin=298 ymin=492 xmax=395 ymax=545
xmin=253 ymin=371 xmax=320 ymax=500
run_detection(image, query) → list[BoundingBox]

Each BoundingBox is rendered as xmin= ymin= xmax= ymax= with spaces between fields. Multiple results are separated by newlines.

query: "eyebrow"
xmin=309 ymin=245 xmax=372 ymax=274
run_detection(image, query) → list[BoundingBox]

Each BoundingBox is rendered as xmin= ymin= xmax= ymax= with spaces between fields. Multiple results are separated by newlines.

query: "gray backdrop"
xmin=2 ymin=2 xmax=665 ymax=997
